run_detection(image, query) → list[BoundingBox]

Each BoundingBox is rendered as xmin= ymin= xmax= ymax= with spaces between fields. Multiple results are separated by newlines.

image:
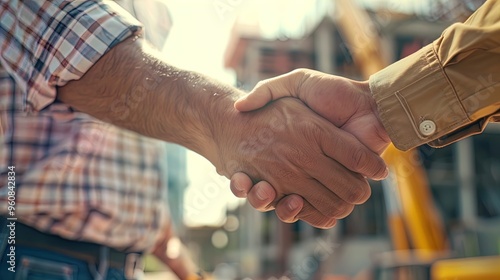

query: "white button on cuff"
xmin=419 ymin=120 xmax=436 ymax=136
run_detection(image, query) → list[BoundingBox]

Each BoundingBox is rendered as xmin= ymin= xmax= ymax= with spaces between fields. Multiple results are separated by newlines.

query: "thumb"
xmin=234 ymin=75 xmax=297 ymax=112
xmin=234 ymin=91 xmax=270 ymax=112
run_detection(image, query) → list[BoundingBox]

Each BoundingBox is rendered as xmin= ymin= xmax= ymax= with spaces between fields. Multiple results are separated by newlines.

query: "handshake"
xmin=217 ymin=68 xmax=392 ymax=229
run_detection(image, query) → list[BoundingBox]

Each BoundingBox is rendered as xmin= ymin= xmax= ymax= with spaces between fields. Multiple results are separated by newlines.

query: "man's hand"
xmin=230 ymin=69 xmax=391 ymax=225
xmin=219 ymin=97 xmax=387 ymax=228
xmin=236 ymin=69 xmax=390 ymax=154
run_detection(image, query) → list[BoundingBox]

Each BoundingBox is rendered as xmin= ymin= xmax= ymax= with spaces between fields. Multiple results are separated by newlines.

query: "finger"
xmin=230 ymin=172 xmax=254 ymax=198
xmin=295 ymin=201 xmax=338 ymax=229
xmin=271 ymin=145 xmax=356 ymax=218
xmin=309 ymin=155 xmax=372 ymax=205
xmin=274 ymin=195 xmax=339 ymax=229
xmin=304 ymin=182 xmax=355 ymax=220
xmin=321 ymin=125 xmax=388 ymax=181
xmin=273 ymin=162 xmax=354 ymax=219
xmin=246 ymin=181 xmax=277 ymax=212
xmin=273 ymin=194 xmax=304 ymax=223
xmin=234 ymin=72 xmax=300 ymax=112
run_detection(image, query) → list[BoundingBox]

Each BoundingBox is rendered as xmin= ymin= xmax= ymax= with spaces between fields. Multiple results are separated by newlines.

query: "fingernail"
xmin=255 ymin=186 xmax=268 ymax=201
xmin=288 ymin=198 xmax=300 ymax=211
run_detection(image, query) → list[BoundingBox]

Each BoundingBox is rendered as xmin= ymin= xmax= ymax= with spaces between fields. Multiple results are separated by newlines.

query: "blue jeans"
xmin=0 ymin=219 xmax=128 ymax=280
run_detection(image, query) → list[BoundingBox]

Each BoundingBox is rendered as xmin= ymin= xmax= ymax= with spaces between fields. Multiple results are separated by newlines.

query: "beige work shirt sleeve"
xmin=369 ymin=0 xmax=500 ymax=151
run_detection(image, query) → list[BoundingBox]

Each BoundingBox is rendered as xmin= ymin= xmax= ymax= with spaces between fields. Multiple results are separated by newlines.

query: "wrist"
xmin=346 ymin=79 xmax=390 ymax=154
xmin=203 ymin=104 xmax=247 ymax=178
xmin=184 ymin=80 xmax=246 ymax=176
xmin=358 ymin=80 xmax=385 ymax=130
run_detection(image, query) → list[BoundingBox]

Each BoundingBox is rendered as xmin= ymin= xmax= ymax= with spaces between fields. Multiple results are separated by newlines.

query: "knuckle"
xmin=349 ymin=185 xmax=371 ymax=204
xmin=336 ymin=204 xmax=355 ymax=219
xmin=345 ymin=179 xmax=371 ymax=204
xmin=289 ymin=68 xmax=303 ymax=76
xmin=357 ymin=187 xmax=372 ymax=204
xmin=328 ymin=203 xmax=355 ymax=219
xmin=270 ymin=165 xmax=301 ymax=183
xmin=254 ymin=79 xmax=268 ymax=89
xmin=295 ymin=203 xmax=338 ymax=228
xmin=276 ymin=146 xmax=314 ymax=175
xmin=300 ymin=120 xmax=327 ymax=145
xmin=290 ymin=68 xmax=309 ymax=77
xmin=323 ymin=202 xmax=354 ymax=219
xmin=292 ymin=149 xmax=315 ymax=170
xmin=288 ymin=68 xmax=309 ymax=93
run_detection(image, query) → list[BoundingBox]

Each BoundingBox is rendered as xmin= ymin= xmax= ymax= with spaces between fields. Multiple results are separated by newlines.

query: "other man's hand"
xmin=230 ymin=69 xmax=391 ymax=226
xmin=218 ymin=97 xmax=387 ymax=228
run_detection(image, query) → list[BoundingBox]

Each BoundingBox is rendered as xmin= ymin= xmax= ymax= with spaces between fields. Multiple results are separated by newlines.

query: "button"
xmin=419 ymin=120 xmax=436 ymax=136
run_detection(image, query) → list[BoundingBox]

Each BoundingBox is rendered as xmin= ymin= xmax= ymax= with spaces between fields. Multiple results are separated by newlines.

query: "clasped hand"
xmin=229 ymin=69 xmax=391 ymax=228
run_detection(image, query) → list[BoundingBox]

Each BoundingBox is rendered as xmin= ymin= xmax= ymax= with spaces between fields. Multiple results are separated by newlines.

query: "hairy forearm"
xmin=58 ymin=34 xmax=241 ymax=166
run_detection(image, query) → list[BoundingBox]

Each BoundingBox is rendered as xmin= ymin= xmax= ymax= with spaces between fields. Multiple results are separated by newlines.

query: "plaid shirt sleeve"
xmin=0 ymin=0 xmax=142 ymax=113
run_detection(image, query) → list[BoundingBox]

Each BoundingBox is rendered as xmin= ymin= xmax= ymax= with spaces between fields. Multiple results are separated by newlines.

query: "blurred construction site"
xmin=145 ymin=0 xmax=500 ymax=279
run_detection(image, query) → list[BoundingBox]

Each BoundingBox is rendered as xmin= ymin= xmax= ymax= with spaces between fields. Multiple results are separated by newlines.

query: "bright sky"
xmin=159 ymin=0 xmax=425 ymax=227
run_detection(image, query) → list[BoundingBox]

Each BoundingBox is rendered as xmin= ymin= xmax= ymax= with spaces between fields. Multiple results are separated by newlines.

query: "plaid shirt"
xmin=0 ymin=0 xmax=172 ymax=252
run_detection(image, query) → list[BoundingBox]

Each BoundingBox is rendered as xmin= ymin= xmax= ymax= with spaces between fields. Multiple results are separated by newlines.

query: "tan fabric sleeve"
xmin=369 ymin=0 xmax=500 ymax=151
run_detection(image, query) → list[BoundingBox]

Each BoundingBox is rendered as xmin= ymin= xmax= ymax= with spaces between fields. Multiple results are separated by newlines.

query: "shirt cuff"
xmin=369 ymin=43 xmax=471 ymax=151
xmin=28 ymin=1 xmax=142 ymax=112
